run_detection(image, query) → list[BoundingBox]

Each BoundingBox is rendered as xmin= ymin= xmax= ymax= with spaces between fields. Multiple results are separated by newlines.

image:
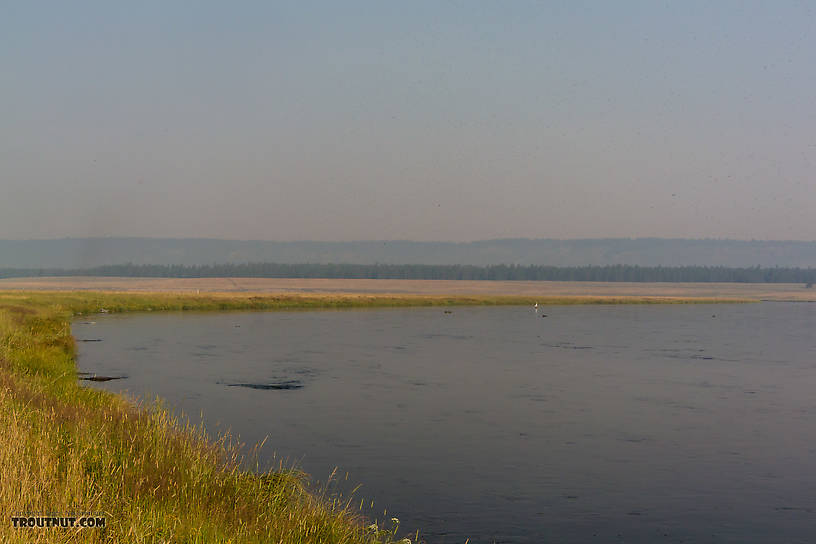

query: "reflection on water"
xmin=75 ymin=303 xmax=816 ymax=543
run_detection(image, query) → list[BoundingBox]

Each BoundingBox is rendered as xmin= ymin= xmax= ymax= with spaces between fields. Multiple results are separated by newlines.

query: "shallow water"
xmin=75 ymin=303 xmax=816 ymax=543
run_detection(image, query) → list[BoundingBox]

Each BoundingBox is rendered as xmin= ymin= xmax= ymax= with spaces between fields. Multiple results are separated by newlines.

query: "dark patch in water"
xmin=621 ymin=437 xmax=648 ymax=443
xmin=659 ymin=351 xmax=734 ymax=362
xmin=285 ymin=367 xmax=318 ymax=377
xmin=649 ymin=348 xmax=705 ymax=353
xmin=775 ymin=506 xmax=814 ymax=513
xmin=542 ymin=342 xmax=593 ymax=350
xmin=79 ymin=339 xmax=103 ymax=342
xmin=221 ymin=380 xmax=304 ymax=390
xmin=514 ymin=393 xmax=548 ymax=402
xmin=81 ymin=375 xmax=127 ymax=382
xmin=419 ymin=333 xmax=473 ymax=340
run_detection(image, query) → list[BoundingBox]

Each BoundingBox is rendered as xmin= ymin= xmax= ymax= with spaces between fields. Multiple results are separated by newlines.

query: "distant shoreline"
xmin=2 ymin=276 xmax=815 ymax=301
xmin=5 ymin=237 xmax=816 ymax=269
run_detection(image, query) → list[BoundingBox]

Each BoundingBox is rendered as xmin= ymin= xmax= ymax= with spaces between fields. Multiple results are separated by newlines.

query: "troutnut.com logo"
xmin=11 ymin=513 xmax=106 ymax=529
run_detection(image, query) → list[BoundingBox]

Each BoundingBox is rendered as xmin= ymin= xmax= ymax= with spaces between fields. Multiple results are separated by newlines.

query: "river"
xmin=75 ymin=302 xmax=816 ymax=543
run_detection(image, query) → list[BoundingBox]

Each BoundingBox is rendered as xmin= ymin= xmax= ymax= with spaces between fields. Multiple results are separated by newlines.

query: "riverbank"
xmin=1 ymin=276 xmax=815 ymax=301
xmin=0 ymin=291 xmax=756 ymax=543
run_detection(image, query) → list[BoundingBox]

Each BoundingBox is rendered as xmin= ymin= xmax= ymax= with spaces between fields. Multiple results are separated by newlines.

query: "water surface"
xmin=75 ymin=303 xmax=816 ymax=543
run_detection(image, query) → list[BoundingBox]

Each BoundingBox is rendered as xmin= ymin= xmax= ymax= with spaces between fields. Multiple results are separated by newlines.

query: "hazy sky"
xmin=2 ymin=1 xmax=815 ymax=241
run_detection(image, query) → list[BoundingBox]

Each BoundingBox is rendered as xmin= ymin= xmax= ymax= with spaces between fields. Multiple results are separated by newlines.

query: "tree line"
xmin=1 ymin=263 xmax=815 ymax=284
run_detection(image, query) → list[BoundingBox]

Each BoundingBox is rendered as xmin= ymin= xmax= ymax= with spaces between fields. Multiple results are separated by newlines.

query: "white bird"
xmin=534 ymin=303 xmax=539 ymax=313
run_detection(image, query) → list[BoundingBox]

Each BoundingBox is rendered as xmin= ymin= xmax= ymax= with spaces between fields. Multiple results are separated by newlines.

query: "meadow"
xmin=1 ymin=276 xmax=813 ymax=301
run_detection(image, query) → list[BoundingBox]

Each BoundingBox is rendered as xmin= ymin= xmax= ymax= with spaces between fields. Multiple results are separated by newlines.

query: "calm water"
xmin=75 ymin=303 xmax=816 ymax=543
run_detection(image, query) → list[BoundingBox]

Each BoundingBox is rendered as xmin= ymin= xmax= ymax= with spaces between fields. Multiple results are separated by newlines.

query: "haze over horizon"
xmin=3 ymin=2 xmax=815 ymax=242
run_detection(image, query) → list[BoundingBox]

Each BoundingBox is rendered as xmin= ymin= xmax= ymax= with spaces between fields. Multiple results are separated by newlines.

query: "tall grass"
xmin=0 ymin=290 xmax=754 ymax=542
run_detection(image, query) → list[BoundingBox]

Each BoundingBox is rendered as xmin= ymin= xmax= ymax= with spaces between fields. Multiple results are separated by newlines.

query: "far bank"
xmin=1 ymin=276 xmax=814 ymax=301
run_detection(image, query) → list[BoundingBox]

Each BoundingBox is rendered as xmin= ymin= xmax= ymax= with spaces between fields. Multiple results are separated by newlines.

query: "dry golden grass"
xmin=1 ymin=276 xmax=814 ymax=301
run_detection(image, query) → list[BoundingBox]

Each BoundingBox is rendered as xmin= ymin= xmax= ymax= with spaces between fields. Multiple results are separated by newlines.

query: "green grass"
xmin=0 ymin=290 xmax=757 ymax=543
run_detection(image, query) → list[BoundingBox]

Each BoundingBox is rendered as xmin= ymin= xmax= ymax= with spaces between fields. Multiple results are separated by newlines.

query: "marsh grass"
xmin=0 ymin=290 xmax=754 ymax=542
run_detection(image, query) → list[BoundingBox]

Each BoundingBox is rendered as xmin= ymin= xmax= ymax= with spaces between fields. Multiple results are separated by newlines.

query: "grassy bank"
xmin=0 ymin=291 xmax=756 ymax=543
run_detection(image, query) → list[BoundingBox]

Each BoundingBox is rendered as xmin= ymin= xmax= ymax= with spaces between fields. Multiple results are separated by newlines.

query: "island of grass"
xmin=0 ymin=291 xmax=756 ymax=543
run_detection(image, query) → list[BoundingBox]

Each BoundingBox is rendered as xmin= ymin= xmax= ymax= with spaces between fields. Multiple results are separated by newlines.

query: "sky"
xmin=2 ymin=1 xmax=815 ymax=241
